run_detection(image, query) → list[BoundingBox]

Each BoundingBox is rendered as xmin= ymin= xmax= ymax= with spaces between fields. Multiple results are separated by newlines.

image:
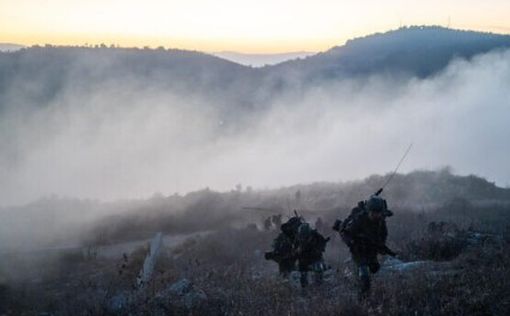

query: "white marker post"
xmin=136 ymin=232 xmax=163 ymax=288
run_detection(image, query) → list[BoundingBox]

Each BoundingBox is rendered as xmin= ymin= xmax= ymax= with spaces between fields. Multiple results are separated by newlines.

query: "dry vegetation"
xmin=1 ymin=170 xmax=510 ymax=315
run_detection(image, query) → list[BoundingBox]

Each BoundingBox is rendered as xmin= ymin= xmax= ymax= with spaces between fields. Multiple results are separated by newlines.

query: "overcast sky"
xmin=1 ymin=0 xmax=510 ymax=53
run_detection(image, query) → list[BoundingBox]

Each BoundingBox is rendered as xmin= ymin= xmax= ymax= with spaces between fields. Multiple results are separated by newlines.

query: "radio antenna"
xmin=377 ymin=143 xmax=413 ymax=195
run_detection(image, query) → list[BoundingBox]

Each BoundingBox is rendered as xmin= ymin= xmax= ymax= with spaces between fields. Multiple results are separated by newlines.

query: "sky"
xmin=1 ymin=0 xmax=510 ymax=53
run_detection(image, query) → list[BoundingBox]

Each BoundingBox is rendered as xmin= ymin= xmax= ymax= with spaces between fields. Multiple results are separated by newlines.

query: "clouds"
xmin=1 ymin=48 xmax=509 ymax=205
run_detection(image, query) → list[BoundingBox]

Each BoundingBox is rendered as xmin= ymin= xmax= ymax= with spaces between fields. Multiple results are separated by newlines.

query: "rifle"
xmin=376 ymin=244 xmax=397 ymax=257
xmin=355 ymin=235 xmax=397 ymax=257
xmin=265 ymin=251 xmax=291 ymax=261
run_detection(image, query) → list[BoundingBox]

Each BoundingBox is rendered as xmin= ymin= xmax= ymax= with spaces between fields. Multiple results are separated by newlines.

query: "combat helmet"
xmin=281 ymin=213 xmax=303 ymax=237
xmin=366 ymin=195 xmax=393 ymax=217
xmin=297 ymin=222 xmax=312 ymax=238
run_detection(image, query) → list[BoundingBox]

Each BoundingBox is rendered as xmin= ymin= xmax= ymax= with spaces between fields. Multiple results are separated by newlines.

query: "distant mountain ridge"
xmin=1 ymin=26 xmax=510 ymax=114
xmin=212 ymin=51 xmax=316 ymax=67
xmin=269 ymin=26 xmax=510 ymax=80
xmin=0 ymin=45 xmax=264 ymax=115
xmin=0 ymin=43 xmax=24 ymax=52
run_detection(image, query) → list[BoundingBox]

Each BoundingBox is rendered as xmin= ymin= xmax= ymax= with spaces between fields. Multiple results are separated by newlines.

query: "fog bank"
xmin=1 ymin=48 xmax=509 ymax=205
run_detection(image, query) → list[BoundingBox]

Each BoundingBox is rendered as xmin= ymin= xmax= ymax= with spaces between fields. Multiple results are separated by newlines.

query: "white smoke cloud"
xmin=1 ymin=48 xmax=509 ymax=205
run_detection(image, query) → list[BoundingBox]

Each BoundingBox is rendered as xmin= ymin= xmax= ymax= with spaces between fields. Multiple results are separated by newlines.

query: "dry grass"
xmin=1 ymin=200 xmax=510 ymax=315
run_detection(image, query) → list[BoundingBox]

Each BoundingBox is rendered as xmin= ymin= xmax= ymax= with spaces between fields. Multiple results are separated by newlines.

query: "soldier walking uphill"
xmin=295 ymin=222 xmax=329 ymax=287
xmin=265 ymin=212 xmax=329 ymax=286
xmin=334 ymin=194 xmax=396 ymax=299
xmin=265 ymin=215 xmax=302 ymax=277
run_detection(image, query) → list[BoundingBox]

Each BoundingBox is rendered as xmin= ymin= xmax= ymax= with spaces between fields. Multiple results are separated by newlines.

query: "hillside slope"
xmin=269 ymin=26 xmax=510 ymax=81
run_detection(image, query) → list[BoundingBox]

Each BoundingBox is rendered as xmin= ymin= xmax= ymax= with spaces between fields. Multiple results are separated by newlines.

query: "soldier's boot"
xmin=300 ymin=271 xmax=308 ymax=288
xmin=281 ymin=266 xmax=294 ymax=279
xmin=312 ymin=262 xmax=325 ymax=285
xmin=279 ymin=261 xmax=295 ymax=278
xmin=358 ymin=265 xmax=371 ymax=301
xmin=278 ymin=264 xmax=286 ymax=277
xmin=314 ymin=271 xmax=323 ymax=285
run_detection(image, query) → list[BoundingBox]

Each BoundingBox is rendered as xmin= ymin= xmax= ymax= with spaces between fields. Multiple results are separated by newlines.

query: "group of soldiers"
xmin=263 ymin=214 xmax=283 ymax=231
xmin=265 ymin=191 xmax=395 ymax=299
xmin=264 ymin=211 xmax=330 ymax=287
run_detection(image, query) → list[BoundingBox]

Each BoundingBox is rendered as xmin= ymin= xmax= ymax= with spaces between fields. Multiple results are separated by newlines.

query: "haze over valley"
xmin=1 ymin=26 xmax=510 ymax=205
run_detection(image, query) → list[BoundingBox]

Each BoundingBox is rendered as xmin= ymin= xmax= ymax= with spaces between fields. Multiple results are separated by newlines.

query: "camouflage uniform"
xmin=340 ymin=197 xmax=391 ymax=298
xmin=270 ymin=232 xmax=297 ymax=277
xmin=265 ymin=216 xmax=302 ymax=277
xmin=295 ymin=223 xmax=329 ymax=287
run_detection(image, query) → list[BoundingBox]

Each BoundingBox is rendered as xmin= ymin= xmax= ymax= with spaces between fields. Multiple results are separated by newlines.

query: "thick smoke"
xmin=1 ymin=48 xmax=509 ymax=205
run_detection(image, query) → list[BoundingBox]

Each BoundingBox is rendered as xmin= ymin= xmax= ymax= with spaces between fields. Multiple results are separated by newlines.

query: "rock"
xmin=380 ymin=257 xmax=461 ymax=278
xmin=381 ymin=257 xmax=433 ymax=273
xmin=183 ymin=289 xmax=207 ymax=309
xmin=343 ymin=266 xmax=354 ymax=278
xmin=251 ymin=271 xmax=263 ymax=280
xmin=159 ymin=278 xmax=207 ymax=309
xmin=323 ymin=268 xmax=335 ymax=282
xmin=136 ymin=232 xmax=163 ymax=288
xmin=168 ymin=278 xmax=192 ymax=295
xmin=289 ymin=271 xmax=302 ymax=288
xmin=466 ymin=232 xmax=503 ymax=246
xmin=384 ymin=260 xmax=431 ymax=272
xmin=107 ymin=292 xmax=128 ymax=312
xmin=382 ymin=256 xmax=404 ymax=266
xmin=428 ymin=269 xmax=462 ymax=278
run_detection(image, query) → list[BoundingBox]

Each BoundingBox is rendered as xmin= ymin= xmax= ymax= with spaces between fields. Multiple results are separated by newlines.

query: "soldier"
xmin=271 ymin=214 xmax=282 ymax=228
xmin=314 ymin=216 xmax=324 ymax=233
xmin=263 ymin=216 xmax=272 ymax=231
xmin=265 ymin=214 xmax=303 ymax=277
xmin=266 ymin=231 xmax=296 ymax=277
xmin=335 ymin=195 xmax=395 ymax=299
xmin=295 ymin=223 xmax=330 ymax=287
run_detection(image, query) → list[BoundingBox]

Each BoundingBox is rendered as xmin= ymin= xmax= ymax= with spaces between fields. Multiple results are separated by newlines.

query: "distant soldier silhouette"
xmin=314 ymin=216 xmax=324 ymax=233
xmin=263 ymin=216 xmax=272 ymax=231
xmin=334 ymin=195 xmax=395 ymax=299
xmin=271 ymin=214 xmax=282 ymax=228
xmin=295 ymin=190 xmax=301 ymax=202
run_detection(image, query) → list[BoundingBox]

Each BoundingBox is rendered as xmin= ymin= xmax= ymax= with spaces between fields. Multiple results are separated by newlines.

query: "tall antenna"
xmin=286 ymin=196 xmax=292 ymax=218
xmin=380 ymin=143 xmax=413 ymax=192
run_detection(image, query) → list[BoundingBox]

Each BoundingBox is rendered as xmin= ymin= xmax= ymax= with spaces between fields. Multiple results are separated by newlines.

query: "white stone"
xmin=136 ymin=232 xmax=163 ymax=287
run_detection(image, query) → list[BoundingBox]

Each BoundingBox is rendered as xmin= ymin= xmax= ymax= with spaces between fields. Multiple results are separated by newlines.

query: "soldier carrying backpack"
xmin=333 ymin=193 xmax=395 ymax=299
xmin=264 ymin=213 xmax=303 ymax=277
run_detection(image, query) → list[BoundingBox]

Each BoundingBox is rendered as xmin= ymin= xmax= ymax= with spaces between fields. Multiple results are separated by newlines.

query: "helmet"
xmin=298 ymin=223 xmax=312 ymax=237
xmin=281 ymin=216 xmax=303 ymax=236
xmin=366 ymin=195 xmax=386 ymax=213
xmin=366 ymin=195 xmax=393 ymax=217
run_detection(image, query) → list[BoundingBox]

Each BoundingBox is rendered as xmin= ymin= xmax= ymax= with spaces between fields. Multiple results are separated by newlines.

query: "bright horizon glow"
xmin=1 ymin=0 xmax=510 ymax=53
